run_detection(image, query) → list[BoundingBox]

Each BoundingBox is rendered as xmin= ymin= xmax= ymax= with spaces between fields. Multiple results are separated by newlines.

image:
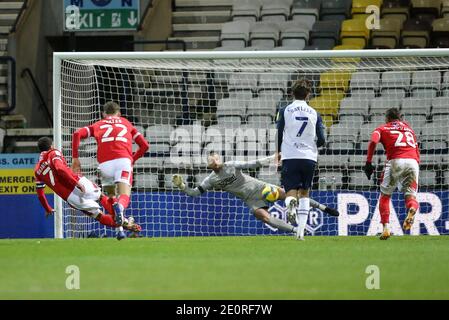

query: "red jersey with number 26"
xmin=372 ymin=121 xmax=420 ymax=163
xmin=84 ymin=116 xmax=139 ymax=164
xmin=34 ymin=149 xmax=80 ymax=201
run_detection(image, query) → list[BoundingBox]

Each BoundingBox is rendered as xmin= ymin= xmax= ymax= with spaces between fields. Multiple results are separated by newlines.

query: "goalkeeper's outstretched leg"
xmin=265 ymin=186 xmax=340 ymax=219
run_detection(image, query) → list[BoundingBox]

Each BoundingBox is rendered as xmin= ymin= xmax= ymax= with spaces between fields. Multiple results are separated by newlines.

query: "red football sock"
xmin=379 ymin=194 xmax=391 ymax=225
xmin=405 ymin=197 xmax=419 ymax=211
xmin=97 ymin=213 xmax=118 ymax=228
xmin=100 ymin=195 xmax=115 ymax=216
xmin=118 ymin=194 xmax=130 ymax=209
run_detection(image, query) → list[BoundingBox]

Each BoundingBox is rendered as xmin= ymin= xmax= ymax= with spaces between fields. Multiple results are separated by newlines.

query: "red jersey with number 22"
xmin=373 ymin=120 xmax=420 ymax=163
xmin=84 ymin=116 xmax=139 ymax=164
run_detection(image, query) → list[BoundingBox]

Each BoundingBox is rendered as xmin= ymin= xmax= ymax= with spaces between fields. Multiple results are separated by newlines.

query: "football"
xmin=261 ymin=185 xmax=280 ymax=202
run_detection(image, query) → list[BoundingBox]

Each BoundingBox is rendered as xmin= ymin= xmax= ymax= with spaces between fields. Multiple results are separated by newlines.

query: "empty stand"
xmin=401 ymin=18 xmax=432 ymax=48
xmin=260 ymin=0 xmax=293 ymax=22
xmin=291 ymin=0 xmax=320 ymax=29
xmin=320 ymin=0 xmax=352 ymax=22
xmin=341 ymin=19 xmax=370 ymax=48
xmin=232 ymin=0 xmax=262 ymax=22
xmin=431 ymin=18 xmax=449 ymax=47
xmin=371 ymin=18 xmax=403 ymax=49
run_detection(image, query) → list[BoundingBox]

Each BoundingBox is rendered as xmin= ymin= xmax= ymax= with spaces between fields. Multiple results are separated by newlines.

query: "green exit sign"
xmin=64 ymin=0 xmax=140 ymax=31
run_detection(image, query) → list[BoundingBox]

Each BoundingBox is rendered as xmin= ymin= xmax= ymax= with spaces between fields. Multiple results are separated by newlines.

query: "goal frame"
xmin=53 ymin=48 xmax=449 ymax=238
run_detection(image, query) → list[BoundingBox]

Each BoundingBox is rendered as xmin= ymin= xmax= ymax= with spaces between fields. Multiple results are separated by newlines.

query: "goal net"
xmin=53 ymin=50 xmax=449 ymax=238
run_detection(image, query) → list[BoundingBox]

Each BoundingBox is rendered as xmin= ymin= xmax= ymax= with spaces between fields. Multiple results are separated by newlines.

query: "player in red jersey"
xmin=363 ymin=108 xmax=420 ymax=240
xmin=34 ymin=137 xmax=141 ymax=240
xmin=71 ymin=102 xmax=149 ymax=237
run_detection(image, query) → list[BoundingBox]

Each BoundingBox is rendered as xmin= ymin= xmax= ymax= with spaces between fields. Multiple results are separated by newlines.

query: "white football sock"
xmin=296 ymin=197 xmax=310 ymax=239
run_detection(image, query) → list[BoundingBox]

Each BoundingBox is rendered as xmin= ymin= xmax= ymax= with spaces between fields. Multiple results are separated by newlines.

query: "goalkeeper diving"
xmin=172 ymin=152 xmax=339 ymax=235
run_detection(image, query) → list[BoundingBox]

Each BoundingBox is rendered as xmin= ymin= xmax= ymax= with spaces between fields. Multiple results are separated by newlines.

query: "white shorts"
xmin=380 ymin=158 xmax=419 ymax=197
xmin=98 ymin=158 xmax=133 ymax=187
xmin=67 ymin=177 xmax=102 ymax=215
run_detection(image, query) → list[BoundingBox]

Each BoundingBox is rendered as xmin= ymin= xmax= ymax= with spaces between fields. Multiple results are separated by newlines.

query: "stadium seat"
xmin=370 ymin=113 xmax=387 ymax=125
xmin=146 ymin=124 xmax=174 ymax=144
xmin=380 ymin=70 xmax=411 ymax=99
xmin=309 ymin=92 xmax=345 ymax=115
xmin=339 ymin=97 xmax=371 ymax=114
xmin=442 ymin=70 xmax=449 ymax=91
xmin=401 ymin=97 xmax=432 ymax=113
xmin=310 ymin=21 xmax=342 ymax=48
xmin=216 ymin=98 xmax=247 ymax=117
xmin=148 ymin=142 xmax=170 ymax=155
xmin=328 ymin=140 xmax=356 ymax=150
xmin=443 ymin=0 xmax=449 ymax=17
xmin=279 ymin=20 xmax=310 ymax=49
xmin=318 ymin=154 xmax=350 ymax=167
xmin=410 ymin=70 xmax=441 ymax=98
xmin=431 ymin=18 xmax=449 ymax=48
xmin=352 ymin=0 xmax=383 ymax=18
xmin=370 ymin=18 xmax=403 ymax=49
xmin=134 ymin=156 xmax=164 ymax=170
xmin=349 ymin=72 xmax=380 ymax=98
xmin=228 ymin=73 xmax=259 ymax=95
xmin=258 ymin=72 xmax=289 ymax=95
xmin=320 ymin=71 xmax=352 ymax=92
xmin=305 ymin=39 xmax=336 ymax=50
xmin=370 ymin=97 xmax=402 ymax=113
xmin=420 ymin=153 xmax=443 ymax=165
xmin=220 ymin=21 xmax=252 ymax=48
xmin=246 ymin=98 xmax=278 ymax=118
xmin=421 ymin=137 xmax=448 ymax=150
xmin=350 ymin=71 xmax=381 ymax=91
xmin=410 ymin=0 xmax=441 ymax=23
xmin=431 ymin=97 xmax=449 ymax=114
xmin=348 ymin=154 xmax=368 ymax=166
xmin=350 ymin=88 xmax=376 ymax=100
xmin=246 ymin=115 xmax=274 ymax=127
xmin=249 ymin=21 xmax=281 ymax=48
xmin=232 ymin=0 xmax=262 ymax=22
xmin=291 ymin=0 xmax=320 ymax=29
xmin=402 ymin=112 xmax=428 ymax=127
xmin=401 ymin=18 xmax=432 ymax=48
xmin=261 ymin=0 xmax=293 ymax=22
xmin=341 ymin=19 xmax=370 ymax=48
xmin=320 ymin=0 xmax=352 ymax=21
xmin=381 ymin=0 xmax=411 ymax=24
xmin=320 ymin=171 xmax=344 ymax=189
xmin=420 ymin=123 xmax=447 ymax=138
xmin=349 ymin=171 xmax=375 ymax=189
xmin=329 ymin=123 xmax=356 ymax=136
xmin=134 ymin=173 xmax=159 ymax=189
xmin=338 ymin=113 xmax=365 ymax=126
xmin=217 ymin=116 xmax=243 ymax=127
xmin=359 ymin=122 xmax=378 ymax=141
xmin=419 ymin=170 xmax=437 ymax=186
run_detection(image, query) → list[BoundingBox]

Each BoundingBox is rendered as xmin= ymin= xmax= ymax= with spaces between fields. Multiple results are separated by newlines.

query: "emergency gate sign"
xmin=64 ymin=0 xmax=140 ymax=31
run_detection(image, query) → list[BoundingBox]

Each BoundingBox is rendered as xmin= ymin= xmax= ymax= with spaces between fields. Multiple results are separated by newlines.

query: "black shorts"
xmin=281 ymin=159 xmax=316 ymax=192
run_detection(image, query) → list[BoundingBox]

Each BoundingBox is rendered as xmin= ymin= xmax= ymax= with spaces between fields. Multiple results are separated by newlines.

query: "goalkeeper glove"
xmin=363 ymin=162 xmax=375 ymax=180
xmin=172 ymin=175 xmax=186 ymax=191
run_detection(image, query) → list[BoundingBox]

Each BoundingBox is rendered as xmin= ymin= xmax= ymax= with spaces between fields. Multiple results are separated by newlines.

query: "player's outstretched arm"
xmin=132 ymin=133 xmax=150 ymax=164
xmin=226 ymin=154 xmax=276 ymax=170
xmin=35 ymin=181 xmax=54 ymax=217
xmin=172 ymin=174 xmax=210 ymax=197
xmin=72 ymin=127 xmax=90 ymax=174
xmin=364 ymin=131 xmax=380 ymax=180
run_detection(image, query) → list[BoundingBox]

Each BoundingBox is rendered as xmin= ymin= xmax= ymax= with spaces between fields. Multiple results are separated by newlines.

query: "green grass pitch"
xmin=1 ymin=236 xmax=449 ymax=299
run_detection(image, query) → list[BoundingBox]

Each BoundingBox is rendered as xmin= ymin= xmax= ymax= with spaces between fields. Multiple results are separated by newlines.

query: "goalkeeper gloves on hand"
xmin=363 ymin=162 xmax=375 ymax=180
xmin=172 ymin=175 xmax=186 ymax=190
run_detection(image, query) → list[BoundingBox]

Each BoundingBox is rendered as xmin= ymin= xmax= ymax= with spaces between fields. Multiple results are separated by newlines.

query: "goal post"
xmin=53 ymin=49 xmax=449 ymax=238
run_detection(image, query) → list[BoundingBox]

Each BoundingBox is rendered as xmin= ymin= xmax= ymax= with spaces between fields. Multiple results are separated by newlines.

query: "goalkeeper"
xmin=172 ymin=151 xmax=339 ymax=234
